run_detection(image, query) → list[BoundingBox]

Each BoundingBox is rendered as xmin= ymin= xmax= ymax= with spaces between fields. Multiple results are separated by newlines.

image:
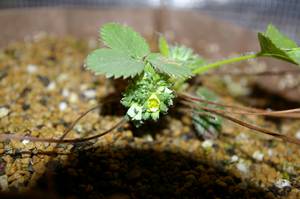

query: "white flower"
xmin=127 ymin=103 xmax=143 ymax=121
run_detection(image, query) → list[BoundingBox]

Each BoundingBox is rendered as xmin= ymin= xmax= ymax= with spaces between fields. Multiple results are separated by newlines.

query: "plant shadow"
xmin=23 ymin=146 xmax=276 ymax=199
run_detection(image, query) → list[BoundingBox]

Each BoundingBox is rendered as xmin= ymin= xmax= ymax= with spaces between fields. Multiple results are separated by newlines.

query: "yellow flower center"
xmin=147 ymin=94 xmax=160 ymax=112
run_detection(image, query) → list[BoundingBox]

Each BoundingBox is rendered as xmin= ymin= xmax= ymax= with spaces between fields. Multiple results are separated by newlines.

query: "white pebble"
xmin=201 ymin=140 xmax=214 ymax=149
xmin=268 ymin=149 xmax=273 ymax=157
xmin=236 ymin=160 xmax=249 ymax=173
xmin=47 ymin=82 xmax=56 ymax=91
xmin=83 ymin=89 xmax=97 ymax=99
xmin=295 ymin=130 xmax=300 ymax=140
xmin=0 ymin=107 xmax=9 ymax=118
xmin=57 ymin=73 xmax=68 ymax=82
xmin=230 ymin=155 xmax=239 ymax=163
xmin=143 ymin=134 xmax=154 ymax=142
xmin=26 ymin=64 xmax=38 ymax=74
xmin=235 ymin=133 xmax=249 ymax=141
xmin=88 ymin=99 xmax=97 ymax=106
xmin=275 ymin=179 xmax=291 ymax=189
xmin=69 ymin=93 xmax=79 ymax=103
xmin=252 ymin=151 xmax=264 ymax=161
xmin=59 ymin=102 xmax=68 ymax=111
xmin=75 ymin=124 xmax=83 ymax=133
xmin=62 ymin=89 xmax=70 ymax=97
xmin=22 ymin=139 xmax=30 ymax=145
xmin=80 ymin=84 xmax=88 ymax=91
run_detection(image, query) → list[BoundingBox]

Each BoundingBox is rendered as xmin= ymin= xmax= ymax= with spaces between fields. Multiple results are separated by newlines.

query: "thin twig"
xmin=187 ymin=103 xmax=300 ymax=145
xmin=0 ymin=118 xmax=127 ymax=144
xmin=181 ymin=100 xmax=300 ymax=119
xmin=179 ymin=93 xmax=300 ymax=118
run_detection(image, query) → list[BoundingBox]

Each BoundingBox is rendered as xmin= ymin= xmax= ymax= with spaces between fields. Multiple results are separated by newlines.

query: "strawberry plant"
xmin=1 ymin=23 xmax=300 ymax=145
xmin=83 ymin=23 xmax=300 ymax=144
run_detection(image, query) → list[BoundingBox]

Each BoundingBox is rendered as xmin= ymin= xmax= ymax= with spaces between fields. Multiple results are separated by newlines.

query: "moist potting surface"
xmin=0 ymin=36 xmax=299 ymax=199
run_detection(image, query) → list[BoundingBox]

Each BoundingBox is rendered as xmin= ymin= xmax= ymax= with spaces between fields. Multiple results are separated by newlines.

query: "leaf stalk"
xmin=192 ymin=53 xmax=258 ymax=74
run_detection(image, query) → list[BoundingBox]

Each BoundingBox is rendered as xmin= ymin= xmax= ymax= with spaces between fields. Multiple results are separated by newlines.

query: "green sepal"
xmin=159 ymin=36 xmax=170 ymax=57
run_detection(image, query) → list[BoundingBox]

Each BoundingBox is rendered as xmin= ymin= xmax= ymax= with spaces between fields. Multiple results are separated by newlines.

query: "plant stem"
xmin=192 ymin=53 xmax=258 ymax=74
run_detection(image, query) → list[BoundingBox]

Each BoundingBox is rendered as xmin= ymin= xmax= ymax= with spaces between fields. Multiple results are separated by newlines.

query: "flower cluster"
xmin=121 ymin=64 xmax=175 ymax=126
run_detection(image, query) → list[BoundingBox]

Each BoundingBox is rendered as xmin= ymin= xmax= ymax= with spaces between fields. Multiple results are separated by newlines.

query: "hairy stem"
xmin=182 ymin=100 xmax=300 ymax=119
xmin=179 ymin=93 xmax=300 ymax=118
xmin=203 ymin=69 xmax=300 ymax=76
xmin=191 ymin=106 xmax=300 ymax=146
xmin=188 ymin=107 xmax=300 ymax=145
xmin=193 ymin=53 xmax=258 ymax=74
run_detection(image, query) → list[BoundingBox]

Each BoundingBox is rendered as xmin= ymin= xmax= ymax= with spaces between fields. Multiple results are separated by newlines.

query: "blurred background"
xmin=0 ymin=0 xmax=299 ymax=43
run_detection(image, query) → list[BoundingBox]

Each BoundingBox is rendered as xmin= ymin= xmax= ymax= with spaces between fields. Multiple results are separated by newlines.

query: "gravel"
xmin=0 ymin=35 xmax=299 ymax=198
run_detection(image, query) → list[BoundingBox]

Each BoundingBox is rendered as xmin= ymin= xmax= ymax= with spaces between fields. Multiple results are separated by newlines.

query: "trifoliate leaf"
xmin=258 ymin=24 xmax=300 ymax=64
xmin=159 ymin=36 xmax=170 ymax=57
xmin=85 ymin=49 xmax=144 ymax=78
xmin=192 ymin=87 xmax=222 ymax=139
xmin=100 ymin=23 xmax=150 ymax=58
xmin=146 ymin=53 xmax=192 ymax=78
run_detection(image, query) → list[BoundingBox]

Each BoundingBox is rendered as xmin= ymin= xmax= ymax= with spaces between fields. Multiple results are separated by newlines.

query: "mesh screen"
xmin=0 ymin=0 xmax=299 ymax=43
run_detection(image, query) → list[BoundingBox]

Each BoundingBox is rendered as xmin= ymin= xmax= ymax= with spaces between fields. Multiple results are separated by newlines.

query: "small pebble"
xmin=62 ymin=89 xmax=70 ymax=97
xmin=69 ymin=93 xmax=79 ymax=103
xmin=47 ymin=82 xmax=56 ymax=91
xmin=26 ymin=64 xmax=38 ymax=74
xmin=236 ymin=160 xmax=249 ymax=173
xmin=75 ymin=124 xmax=84 ymax=133
xmin=252 ymin=151 xmax=264 ymax=161
xmin=230 ymin=155 xmax=239 ymax=163
xmin=201 ymin=140 xmax=214 ymax=149
xmin=143 ymin=134 xmax=154 ymax=142
xmin=235 ymin=133 xmax=249 ymax=141
xmin=0 ymin=175 xmax=8 ymax=191
xmin=59 ymin=102 xmax=68 ymax=111
xmin=57 ymin=73 xmax=69 ymax=82
xmin=83 ymin=89 xmax=97 ymax=99
xmin=22 ymin=140 xmax=30 ymax=145
xmin=275 ymin=179 xmax=291 ymax=189
xmin=37 ymin=75 xmax=50 ymax=87
xmin=268 ymin=149 xmax=273 ymax=157
xmin=0 ymin=107 xmax=9 ymax=118
xmin=295 ymin=130 xmax=300 ymax=140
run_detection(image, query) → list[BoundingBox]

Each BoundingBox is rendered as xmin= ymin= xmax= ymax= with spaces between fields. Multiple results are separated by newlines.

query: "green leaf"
xmin=100 ymin=23 xmax=150 ymax=58
xmin=169 ymin=45 xmax=206 ymax=70
xmin=147 ymin=53 xmax=192 ymax=78
xmin=85 ymin=48 xmax=144 ymax=78
xmin=264 ymin=24 xmax=297 ymax=49
xmin=192 ymin=87 xmax=222 ymax=139
xmin=258 ymin=24 xmax=300 ymax=64
xmin=286 ymin=48 xmax=300 ymax=64
xmin=159 ymin=36 xmax=170 ymax=57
